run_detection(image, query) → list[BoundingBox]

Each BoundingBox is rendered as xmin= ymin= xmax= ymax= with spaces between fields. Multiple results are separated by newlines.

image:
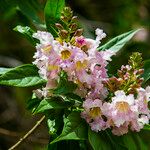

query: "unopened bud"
xmin=62 ymin=7 xmax=73 ymax=19
xmin=59 ymin=30 xmax=68 ymax=39
xmin=74 ymin=29 xmax=83 ymax=37
xmin=55 ymin=23 xmax=63 ymax=30
xmin=71 ymin=16 xmax=78 ymax=22
xmin=60 ymin=16 xmax=68 ymax=22
xmin=138 ymin=69 xmax=144 ymax=75
xmin=137 ymin=78 xmax=144 ymax=84
xmin=63 ymin=7 xmax=72 ymax=13
xmin=70 ymin=23 xmax=77 ymax=31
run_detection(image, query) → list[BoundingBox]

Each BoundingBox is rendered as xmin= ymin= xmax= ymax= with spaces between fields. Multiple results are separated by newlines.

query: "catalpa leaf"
xmin=27 ymin=95 xmax=41 ymax=113
xmin=44 ymin=0 xmax=65 ymax=36
xmin=143 ymin=124 xmax=150 ymax=131
xmin=0 ymin=64 xmax=46 ymax=87
xmin=0 ymin=67 xmax=12 ymax=75
xmin=142 ymin=59 xmax=150 ymax=83
xmin=51 ymin=112 xmax=88 ymax=144
xmin=88 ymin=128 xmax=112 ymax=150
xmin=16 ymin=0 xmax=42 ymax=25
xmin=34 ymin=97 xmax=72 ymax=114
xmin=98 ymin=29 xmax=140 ymax=52
xmin=53 ymin=71 xmax=77 ymax=95
xmin=14 ymin=25 xmax=36 ymax=45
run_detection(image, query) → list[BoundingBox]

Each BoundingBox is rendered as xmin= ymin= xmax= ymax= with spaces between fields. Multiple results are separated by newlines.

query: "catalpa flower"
xmin=32 ymin=6 xmax=149 ymax=136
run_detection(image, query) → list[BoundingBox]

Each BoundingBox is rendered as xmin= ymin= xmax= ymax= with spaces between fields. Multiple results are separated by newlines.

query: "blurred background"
xmin=0 ymin=0 xmax=150 ymax=149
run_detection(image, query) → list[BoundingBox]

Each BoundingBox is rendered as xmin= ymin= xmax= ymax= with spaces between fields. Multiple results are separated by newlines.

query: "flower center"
xmin=75 ymin=60 xmax=87 ymax=70
xmin=42 ymin=45 xmax=52 ymax=52
xmin=116 ymin=101 xmax=130 ymax=113
xmin=47 ymin=65 xmax=59 ymax=71
xmin=89 ymin=107 xmax=101 ymax=118
xmin=61 ymin=50 xmax=71 ymax=60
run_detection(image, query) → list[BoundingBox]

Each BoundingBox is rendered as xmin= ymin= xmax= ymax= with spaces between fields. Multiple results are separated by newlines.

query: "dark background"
xmin=0 ymin=0 xmax=150 ymax=149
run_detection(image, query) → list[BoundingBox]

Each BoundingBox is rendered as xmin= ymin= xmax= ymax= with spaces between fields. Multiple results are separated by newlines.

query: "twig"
xmin=0 ymin=127 xmax=48 ymax=144
xmin=8 ymin=115 xmax=45 ymax=150
xmin=0 ymin=128 xmax=18 ymax=137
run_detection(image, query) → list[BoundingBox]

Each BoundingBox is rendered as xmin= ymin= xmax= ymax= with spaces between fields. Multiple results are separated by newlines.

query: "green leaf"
xmin=143 ymin=59 xmax=150 ymax=83
xmin=98 ymin=29 xmax=140 ymax=52
xmin=0 ymin=67 xmax=12 ymax=75
xmin=134 ymin=134 xmax=147 ymax=150
xmin=14 ymin=25 xmax=36 ymax=45
xmin=47 ymin=110 xmax=64 ymax=136
xmin=16 ymin=0 xmax=42 ymax=25
xmin=27 ymin=94 xmax=41 ymax=113
xmin=143 ymin=124 xmax=150 ymax=130
xmin=88 ymin=128 xmax=112 ymax=150
xmin=44 ymin=0 xmax=65 ymax=36
xmin=64 ymin=93 xmax=83 ymax=103
xmin=122 ymin=134 xmax=137 ymax=150
xmin=53 ymin=74 xmax=77 ymax=95
xmin=51 ymin=112 xmax=88 ymax=144
xmin=0 ymin=64 xmax=46 ymax=87
xmin=34 ymin=97 xmax=72 ymax=114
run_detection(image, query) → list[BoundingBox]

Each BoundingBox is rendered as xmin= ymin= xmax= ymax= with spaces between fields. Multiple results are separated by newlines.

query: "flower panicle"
xmin=55 ymin=7 xmax=83 ymax=43
xmin=104 ymin=52 xmax=144 ymax=95
xmin=32 ymin=6 xmax=150 ymax=136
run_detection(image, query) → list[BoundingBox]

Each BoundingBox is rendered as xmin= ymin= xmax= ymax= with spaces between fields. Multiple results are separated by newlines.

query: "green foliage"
xmin=143 ymin=59 xmax=150 ymax=83
xmin=0 ymin=67 xmax=12 ymax=75
xmin=88 ymin=128 xmax=112 ymax=150
xmin=53 ymin=71 xmax=77 ymax=95
xmin=16 ymin=0 xmax=43 ymax=25
xmin=98 ymin=29 xmax=140 ymax=52
xmin=122 ymin=134 xmax=137 ymax=150
xmin=51 ymin=112 xmax=88 ymax=144
xmin=27 ymin=94 xmax=41 ymax=113
xmin=34 ymin=97 xmax=72 ymax=114
xmin=14 ymin=25 xmax=36 ymax=45
xmin=64 ymin=93 xmax=83 ymax=103
xmin=47 ymin=110 xmax=64 ymax=136
xmin=143 ymin=124 xmax=150 ymax=131
xmin=44 ymin=0 xmax=65 ymax=36
xmin=0 ymin=64 xmax=46 ymax=87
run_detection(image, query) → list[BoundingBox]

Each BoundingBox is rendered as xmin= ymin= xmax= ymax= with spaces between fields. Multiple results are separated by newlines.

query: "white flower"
xmin=33 ymin=31 xmax=54 ymax=45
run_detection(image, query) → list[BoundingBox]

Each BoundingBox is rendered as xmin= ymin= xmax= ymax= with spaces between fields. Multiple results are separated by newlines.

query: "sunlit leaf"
xmin=14 ymin=25 xmax=36 ymax=45
xmin=98 ymin=29 xmax=140 ymax=52
xmin=0 ymin=67 xmax=12 ymax=75
xmin=0 ymin=64 xmax=46 ymax=87
xmin=44 ymin=0 xmax=65 ymax=36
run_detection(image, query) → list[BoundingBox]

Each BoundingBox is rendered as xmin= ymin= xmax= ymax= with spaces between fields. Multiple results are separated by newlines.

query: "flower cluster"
xmin=82 ymin=53 xmax=150 ymax=135
xmin=33 ymin=7 xmax=150 ymax=136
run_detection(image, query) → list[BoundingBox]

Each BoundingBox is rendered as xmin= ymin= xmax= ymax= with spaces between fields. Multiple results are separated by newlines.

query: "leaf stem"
xmin=8 ymin=115 xmax=45 ymax=150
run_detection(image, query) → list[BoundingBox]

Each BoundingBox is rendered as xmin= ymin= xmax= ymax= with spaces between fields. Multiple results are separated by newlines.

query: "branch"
xmin=8 ymin=115 xmax=45 ymax=150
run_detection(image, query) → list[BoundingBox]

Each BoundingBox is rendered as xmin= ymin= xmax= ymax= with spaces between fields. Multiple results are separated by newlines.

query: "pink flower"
xmin=90 ymin=118 xmax=106 ymax=132
xmin=75 ymin=36 xmax=86 ymax=47
xmin=136 ymin=88 xmax=150 ymax=114
xmin=104 ymin=91 xmax=136 ymax=127
xmin=112 ymin=123 xmax=129 ymax=136
xmin=33 ymin=31 xmax=54 ymax=45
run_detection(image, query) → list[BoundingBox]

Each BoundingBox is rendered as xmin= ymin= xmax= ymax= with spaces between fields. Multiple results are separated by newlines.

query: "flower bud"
xmin=71 ymin=16 xmax=78 ymax=22
xmin=138 ymin=69 xmax=144 ymax=75
xmin=74 ymin=29 xmax=83 ymax=37
xmin=55 ymin=23 xmax=63 ymax=30
xmin=70 ymin=23 xmax=77 ymax=31
xmin=60 ymin=16 xmax=68 ymax=22
xmin=59 ymin=30 xmax=68 ymax=39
